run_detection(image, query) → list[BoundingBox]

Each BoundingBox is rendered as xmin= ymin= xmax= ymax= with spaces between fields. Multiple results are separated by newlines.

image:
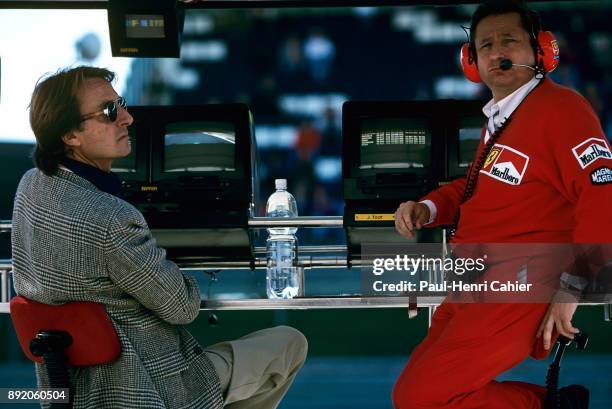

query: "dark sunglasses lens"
xmin=108 ymin=98 xmax=127 ymax=121
xmin=107 ymin=101 xmax=118 ymax=122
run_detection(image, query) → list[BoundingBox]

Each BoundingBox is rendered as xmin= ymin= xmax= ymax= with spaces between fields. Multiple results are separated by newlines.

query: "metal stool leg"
xmin=545 ymin=332 xmax=588 ymax=409
xmin=29 ymin=331 xmax=73 ymax=409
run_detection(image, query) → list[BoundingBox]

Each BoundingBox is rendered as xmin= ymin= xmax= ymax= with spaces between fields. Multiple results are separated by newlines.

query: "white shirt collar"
xmin=482 ymin=76 xmax=540 ymax=141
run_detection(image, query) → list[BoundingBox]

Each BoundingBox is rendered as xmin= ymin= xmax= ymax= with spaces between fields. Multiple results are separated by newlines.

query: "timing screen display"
xmin=125 ymin=14 xmax=165 ymax=39
xmin=359 ymin=118 xmax=431 ymax=169
xmin=164 ymin=122 xmax=236 ymax=172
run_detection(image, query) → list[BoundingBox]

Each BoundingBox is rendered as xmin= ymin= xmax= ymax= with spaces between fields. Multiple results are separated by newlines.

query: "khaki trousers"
xmin=204 ymin=326 xmax=308 ymax=409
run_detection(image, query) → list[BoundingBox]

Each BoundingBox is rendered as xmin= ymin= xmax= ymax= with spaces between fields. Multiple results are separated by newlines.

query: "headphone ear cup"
xmin=537 ymin=31 xmax=560 ymax=73
xmin=461 ymin=42 xmax=481 ymax=83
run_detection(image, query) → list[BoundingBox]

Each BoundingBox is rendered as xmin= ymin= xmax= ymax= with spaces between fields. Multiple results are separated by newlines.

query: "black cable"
xmin=449 ymin=118 xmax=512 ymax=237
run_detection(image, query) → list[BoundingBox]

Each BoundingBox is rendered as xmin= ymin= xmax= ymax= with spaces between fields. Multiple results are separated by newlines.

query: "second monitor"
xmin=113 ymin=103 xmax=258 ymax=261
xmin=342 ymin=100 xmax=485 ymax=256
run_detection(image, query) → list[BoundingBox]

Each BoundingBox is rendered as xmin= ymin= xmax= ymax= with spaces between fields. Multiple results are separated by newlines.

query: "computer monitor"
xmin=115 ymin=104 xmax=257 ymax=229
xmin=116 ymin=103 xmax=258 ymax=261
xmin=342 ymin=100 xmax=485 ymax=259
xmin=343 ymin=101 xmax=442 ymax=203
xmin=445 ymin=100 xmax=486 ymax=180
xmin=147 ymin=104 xmax=256 ymax=213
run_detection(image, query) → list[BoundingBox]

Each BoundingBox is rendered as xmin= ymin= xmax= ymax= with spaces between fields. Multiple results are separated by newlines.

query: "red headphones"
xmin=460 ymin=30 xmax=560 ymax=83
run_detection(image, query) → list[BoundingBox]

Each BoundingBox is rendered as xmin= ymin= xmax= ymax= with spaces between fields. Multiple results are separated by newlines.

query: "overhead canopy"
xmin=0 ymin=0 xmax=555 ymax=10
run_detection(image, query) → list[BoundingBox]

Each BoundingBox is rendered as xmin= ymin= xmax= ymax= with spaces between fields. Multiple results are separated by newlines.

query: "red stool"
xmin=10 ymin=296 xmax=121 ymax=408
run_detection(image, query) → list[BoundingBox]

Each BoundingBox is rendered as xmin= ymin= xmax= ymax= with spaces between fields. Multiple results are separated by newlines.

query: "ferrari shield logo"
xmin=481 ymin=144 xmax=529 ymax=185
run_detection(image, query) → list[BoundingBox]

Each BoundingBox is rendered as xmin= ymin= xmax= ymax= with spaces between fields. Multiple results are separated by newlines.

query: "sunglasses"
xmin=80 ymin=97 xmax=127 ymax=123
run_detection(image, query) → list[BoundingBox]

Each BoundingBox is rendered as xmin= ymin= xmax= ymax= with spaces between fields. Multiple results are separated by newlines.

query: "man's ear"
xmin=62 ymin=131 xmax=81 ymax=148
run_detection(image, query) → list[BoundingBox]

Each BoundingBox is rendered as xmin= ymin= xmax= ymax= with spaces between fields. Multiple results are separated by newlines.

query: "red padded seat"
xmin=10 ymin=296 xmax=121 ymax=366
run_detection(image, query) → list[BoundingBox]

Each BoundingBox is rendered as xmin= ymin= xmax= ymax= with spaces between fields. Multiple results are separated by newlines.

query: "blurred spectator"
xmin=289 ymin=158 xmax=317 ymax=222
xmin=291 ymin=121 xmax=322 ymax=221
xmin=589 ymin=32 xmax=612 ymax=69
xmin=251 ymin=75 xmax=280 ymax=118
xmin=316 ymin=107 xmax=342 ymax=157
xmin=584 ymin=82 xmax=605 ymax=120
xmin=303 ymin=28 xmax=336 ymax=83
xmin=309 ymin=185 xmax=345 ymax=242
xmin=147 ymin=65 xmax=174 ymax=105
xmin=549 ymin=33 xmax=581 ymax=90
xmin=75 ymin=32 xmax=101 ymax=62
xmin=295 ymin=120 xmax=322 ymax=161
xmin=278 ymin=34 xmax=306 ymax=75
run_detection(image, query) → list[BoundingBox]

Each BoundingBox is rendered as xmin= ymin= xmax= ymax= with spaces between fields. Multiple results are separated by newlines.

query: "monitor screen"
xmin=458 ymin=117 xmax=483 ymax=168
xmin=163 ymin=121 xmax=236 ymax=172
xmin=125 ymin=14 xmax=165 ymax=39
xmin=111 ymin=127 xmax=138 ymax=173
xmin=359 ymin=118 xmax=431 ymax=169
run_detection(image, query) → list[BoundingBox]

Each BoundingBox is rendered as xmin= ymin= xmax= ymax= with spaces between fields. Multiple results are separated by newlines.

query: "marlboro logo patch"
xmin=481 ymin=144 xmax=529 ymax=185
xmin=572 ymin=138 xmax=612 ymax=169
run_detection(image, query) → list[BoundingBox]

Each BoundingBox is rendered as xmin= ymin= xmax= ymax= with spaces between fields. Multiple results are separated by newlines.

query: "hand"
xmin=394 ymin=201 xmax=430 ymax=239
xmin=536 ymin=298 xmax=579 ymax=350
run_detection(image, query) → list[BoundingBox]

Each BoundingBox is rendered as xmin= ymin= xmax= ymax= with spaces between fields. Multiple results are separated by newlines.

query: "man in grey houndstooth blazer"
xmin=12 ymin=66 xmax=307 ymax=409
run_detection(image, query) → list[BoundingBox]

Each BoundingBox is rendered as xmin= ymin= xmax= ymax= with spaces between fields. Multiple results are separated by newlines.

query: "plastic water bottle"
xmin=266 ymin=179 xmax=299 ymax=299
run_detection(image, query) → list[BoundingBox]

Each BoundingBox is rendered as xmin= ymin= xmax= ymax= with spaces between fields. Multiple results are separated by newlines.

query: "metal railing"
xmin=249 ymin=216 xmax=343 ymax=228
xmin=0 ymin=264 xmax=10 ymax=304
xmin=1 ymin=218 xmax=346 ymax=232
xmin=2 ymin=218 xmax=611 ymax=322
xmin=0 ymin=220 xmax=11 ymax=233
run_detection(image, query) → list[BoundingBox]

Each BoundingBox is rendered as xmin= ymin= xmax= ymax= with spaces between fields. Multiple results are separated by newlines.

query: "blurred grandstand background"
xmin=123 ymin=3 xmax=612 ymax=249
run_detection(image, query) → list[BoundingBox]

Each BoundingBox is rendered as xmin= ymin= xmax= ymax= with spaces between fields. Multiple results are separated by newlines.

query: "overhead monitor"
xmin=108 ymin=0 xmax=184 ymax=58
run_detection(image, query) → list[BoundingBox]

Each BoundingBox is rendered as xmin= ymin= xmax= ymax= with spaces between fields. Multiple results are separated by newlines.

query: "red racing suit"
xmin=393 ymin=78 xmax=612 ymax=409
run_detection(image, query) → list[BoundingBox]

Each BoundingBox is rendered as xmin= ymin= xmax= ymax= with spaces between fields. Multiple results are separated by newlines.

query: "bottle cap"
xmin=275 ymin=179 xmax=287 ymax=190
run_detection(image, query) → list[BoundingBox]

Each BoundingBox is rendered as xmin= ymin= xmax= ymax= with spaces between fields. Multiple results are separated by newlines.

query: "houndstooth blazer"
xmin=11 ymin=168 xmax=224 ymax=409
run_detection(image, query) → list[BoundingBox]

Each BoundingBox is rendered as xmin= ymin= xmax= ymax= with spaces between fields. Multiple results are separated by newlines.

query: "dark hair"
xmin=470 ymin=0 xmax=542 ymax=58
xmin=29 ymin=66 xmax=116 ymax=176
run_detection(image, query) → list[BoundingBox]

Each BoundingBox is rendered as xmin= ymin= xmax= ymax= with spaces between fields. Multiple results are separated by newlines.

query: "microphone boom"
xmin=499 ymin=58 xmax=536 ymax=71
